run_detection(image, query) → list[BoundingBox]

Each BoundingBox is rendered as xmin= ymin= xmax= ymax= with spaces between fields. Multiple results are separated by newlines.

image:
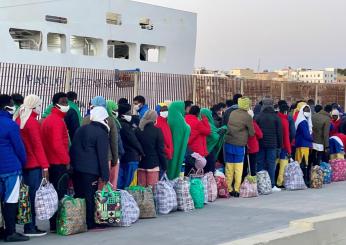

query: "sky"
xmin=136 ymin=0 xmax=346 ymax=71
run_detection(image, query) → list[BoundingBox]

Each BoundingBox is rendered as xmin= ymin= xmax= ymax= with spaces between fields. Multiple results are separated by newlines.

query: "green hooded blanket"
xmin=167 ymin=101 xmax=190 ymax=180
xmin=200 ymin=108 xmax=227 ymax=156
xmin=106 ymin=100 xmax=121 ymax=129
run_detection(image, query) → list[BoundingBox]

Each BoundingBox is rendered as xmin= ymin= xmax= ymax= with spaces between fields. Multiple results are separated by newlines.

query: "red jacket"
xmin=41 ymin=107 xmax=70 ymax=165
xmin=155 ymin=116 xmax=174 ymax=160
xmin=278 ymin=112 xmax=292 ymax=154
xmin=16 ymin=112 xmax=49 ymax=169
xmin=185 ymin=115 xmax=211 ymax=157
xmin=330 ymin=119 xmax=341 ymax=136
xmin=247 ymin=121 xmax=263 ymax=154
xmin=333 ymin=133 xmax=346 ymax=147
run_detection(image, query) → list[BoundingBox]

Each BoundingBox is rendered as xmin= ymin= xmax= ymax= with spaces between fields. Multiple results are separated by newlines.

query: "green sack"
xmin=189 ymin=178 xmax=205 ymax=209
xmin=94 ymin=183 xmax=121 ymax=225
xmin=57 ymin=196 xmax=87 ymax=236
xmin=17 ymin=183 xmax=31 ymax=225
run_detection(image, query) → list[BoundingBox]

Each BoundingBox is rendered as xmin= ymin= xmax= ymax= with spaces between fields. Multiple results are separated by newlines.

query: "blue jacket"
xmin=0 ymin=110 xmax=26 ymax=174
xmin=295 ymin=120 xmax=313 ymax=148
xmin=138 ymin=104 xmax=149 ymax=119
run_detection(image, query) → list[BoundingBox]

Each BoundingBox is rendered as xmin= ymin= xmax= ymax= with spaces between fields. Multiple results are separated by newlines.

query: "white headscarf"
xmin=295 ymin=104 xmax=313 ymax=135
xmin=90 ymin=107 xmax=110 ymax=132
xmin=13 ymin=94 xmax=41 ymax=129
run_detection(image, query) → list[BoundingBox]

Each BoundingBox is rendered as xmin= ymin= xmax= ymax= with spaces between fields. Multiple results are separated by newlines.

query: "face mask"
xmin=133 ymin=104 xmax=141 ymax=111
xmin=112 ymin=110 xmax=119 ymax=118
xmin=160 ymin=111 xmax=169 ymax=118
xmin=122 ymin=115 xmax=132 ymax=122
xmin=304 ymin=112 xmax=311 ymax=118
xmin=33 ymin=105 xmax=42 ymax=115
xmin=5 ymin=106 xmax=16 ymax=115
xmin=248 ymin=109 xmax=254 ymax=118
xmin=57 ymin=104 xmax=70 ymax=113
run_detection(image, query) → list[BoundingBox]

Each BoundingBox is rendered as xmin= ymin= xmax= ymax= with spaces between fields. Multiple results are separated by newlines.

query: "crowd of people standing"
xmin=0 ymin=91 xmax=346 ymax=242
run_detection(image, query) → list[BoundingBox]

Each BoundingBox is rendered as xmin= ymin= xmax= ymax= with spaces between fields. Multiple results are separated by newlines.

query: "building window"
xmin=106 ymin=12 xmax=122 ymax=25
xmin=47 ymin=33 xmax=66 ymax=53
xmin=45 ymin=15 xmax=67 ymax=24
xmin=9 ymin=28 xmax=42 ymax=51
xmin=139 ymin=17 xmax=153 ymax=30
xmin=140 ymin=44 xmax=165 ymax=63
xmin=70 ymin=35 xmax=103 ymax=56
xmin=107 ymin=40 xmax=135 ymax=60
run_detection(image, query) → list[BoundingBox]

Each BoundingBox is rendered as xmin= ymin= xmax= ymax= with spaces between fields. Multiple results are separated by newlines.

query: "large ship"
xmin=0 ymin=0 xmax=197 ymax=74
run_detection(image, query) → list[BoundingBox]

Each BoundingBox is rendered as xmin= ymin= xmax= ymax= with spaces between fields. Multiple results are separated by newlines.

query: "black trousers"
xmin=242 ymin=153 xmax=257 ymax=182
xmin=204 ymin=150 xmax=216 ymax=173
xmin=310 ymin=149 xmax=328 ymax=166
xmin=2 ymin=203 xmax=17 ymax=236
xmin=49 ymin=164 xmax=68 ymax=230
xmin=73 ymin=171 xmax=98 ymax=229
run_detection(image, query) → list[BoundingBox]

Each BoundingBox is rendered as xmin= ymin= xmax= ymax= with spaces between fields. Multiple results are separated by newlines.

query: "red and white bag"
xmin=330 ymin=159 xmax=346 ymax=182
xmin=214 ymin=171 xmax=229 ymax=198
xmin=204 ymin=172 xmax=217 ymax=202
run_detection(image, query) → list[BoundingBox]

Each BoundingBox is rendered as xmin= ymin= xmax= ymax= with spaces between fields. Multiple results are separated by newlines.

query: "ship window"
xmin=70 ymin=35 xmax=103 ymax=56
xmin=107 ymin=40 xmax=136 ymax=60
xmin=9 ymin=28 xmax=42 ymax=51
xmin=45 ymin=15 xmax=67 ymax=24
xmin=140 ymin=44 xmax=165 ymax=63
xmin=47 ymin=33 xmax=66 ymax=53
xmin=139 ymin=17 xmax=153 ymax=30
xmin=106 ymin=12 xmax=122 ymax=25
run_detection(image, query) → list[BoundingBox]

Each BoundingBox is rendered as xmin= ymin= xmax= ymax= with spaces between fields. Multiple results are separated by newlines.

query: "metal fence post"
xmin=64 ymin=68 xmax=72 ymax=93
xmin=280 ymin=82 xmax=284 ymax=100
xmin=134 ymin=72 xmax=139 ymax=97
xmin=192 ymin=75 xmax=197 ymax=103
xmin=315 ymin=84 xmax=318 ymax=104
xmin=240 ymin=79 xmax=244 ymax=95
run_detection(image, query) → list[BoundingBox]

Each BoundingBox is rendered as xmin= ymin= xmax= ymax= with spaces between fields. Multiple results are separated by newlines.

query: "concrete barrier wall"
xmin=222 ymin=211 xmax=346 ymax=245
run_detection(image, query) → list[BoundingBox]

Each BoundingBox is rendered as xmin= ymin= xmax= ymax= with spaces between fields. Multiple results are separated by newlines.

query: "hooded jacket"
xmin=226 ymin=109 xmax=255 ymax=147
xmin=41 ymin=107 xmax=70 ymax=165
xmin=247 ymin=120 xmax=263 ymax=154
xmin=185 ymin=114 xmax=211 ymax=157
xmin=278 ymin=112 xmax=292 ymax=154
xmin=0 ymin=110 xmax=26 ymax=174
xmin=312 ymin=110 xmax=331 ymax=148
xmin=330 ymin=119 xmax=341 ymax=137
xmin=70 ymin=122 xmax=110 ymax=181
xmin=16 ymin=112 xmax=49 ymax=169
xmin=155 ymin=116 xmax=174 ymax=160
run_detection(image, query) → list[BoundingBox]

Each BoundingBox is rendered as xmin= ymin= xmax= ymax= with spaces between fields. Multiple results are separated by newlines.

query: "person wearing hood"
xmin=155 ymin=103 xmax=174 ymax=161
xmin=135 ymin=110 xmax=167 ymax=187
xmin=256 ymin=98 xmax=283 ymax=192
xmin=117 ymin=103 xmax=144 ymax=189
xmin=276 ymin=103 xmax=292 ymax=188
xmin=224 ymin=97 xmax=254 ymax=197
xmin=70 ymin=107 xmax=110 ymax=230
xmin=329 ymin=133 xmax=346 ymax=160
xmin=200 ymin=108 xmax=227 ymax=172
xmin=41 ymin=92 xmax=70 ymax=232
xmin=294 ymin=103 xmax=313 ymax=164
xmin=330 ymin=109 xmax=341 ymax=136
xmin=14 ymin=95 xmax=48 ymax=237
xmin=167 ymin=101 xmax=191 ymax=180
xmin=211 ymin=103 xmax=226 ymax=128
xmin=133 ymin=95 xmax=149 ymax=119
xmin=222 ymin=94 xmax=242 ymax=126
xmin=83 ymin=96 xmax=119 ymax=170
xmin=0 ymin=95 xmax=28 ymax=242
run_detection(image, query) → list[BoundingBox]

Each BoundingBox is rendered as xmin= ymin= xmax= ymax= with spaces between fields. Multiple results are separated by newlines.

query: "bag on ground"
xmin=154 ymin=174 xmax=177 ymax=215
xmin=205 ymin=172 xmax=218 ymax=202
xmin=320 ymin=162 xmax=332 ymax=184
xmin=127 ymin=186 xmax=156 ymax=219
xmin=330 ymin=159 xmax=346 ymax=182
xmin=310 ymin=165 xmax=324 ymax=189
xmin=257 ymin=170 xmax=272 ymax=195
xmin=118 ymin=190 xmax=139 ymax=227
xmin=214 ymin=171 xmax=229 ymax=198
xmin=17 ymin=182 xmax=32 ymax=224
xmin=189 ymin=178 xmax=204 ymax=209
xmin=35 ymin=178 xmax=59 ymax=220
xmin=94 ymin=183 xmax=121 ymax=225
xmin=240 ymin=175 xmax=258 ymax=198
xmin=173 ymin=177 xmax=194 ymax=212
xmin=57 ymin=196 xmax=87 ymax=236
xmin=284 ymin=161 xmax=307 ymax=191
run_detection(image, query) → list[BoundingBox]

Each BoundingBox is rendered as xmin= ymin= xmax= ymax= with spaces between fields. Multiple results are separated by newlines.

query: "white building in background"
xmin=297 ymin=68 xmax=337 ymax=83
xmin=0 ymin=0 xmax=197 ymax=74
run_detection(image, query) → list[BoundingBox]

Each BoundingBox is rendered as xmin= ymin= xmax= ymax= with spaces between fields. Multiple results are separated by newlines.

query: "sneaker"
xmin=24 ymin=228 xmax=47 ymax=237
xmin=229 ymin=191 xmax=235 ymax=197
xmin=272 ymin=186 xmax=282 ymax=192
xmin=233 ymin=192 xmax=240 ymax=198
xmin=5 ymin=233 xmax=29 ymax=242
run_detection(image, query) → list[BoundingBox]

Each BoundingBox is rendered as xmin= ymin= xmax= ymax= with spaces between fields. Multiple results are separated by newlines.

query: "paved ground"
xmin=14 ymin=182 xmax=346 ymax=245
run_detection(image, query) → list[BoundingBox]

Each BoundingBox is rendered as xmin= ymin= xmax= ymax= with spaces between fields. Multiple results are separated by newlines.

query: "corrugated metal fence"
xmin=1 ymin=62 xmax=346 ymax=113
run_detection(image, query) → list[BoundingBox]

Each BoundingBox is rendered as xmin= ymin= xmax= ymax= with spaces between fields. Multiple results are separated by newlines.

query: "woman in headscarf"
xmin=14 ymin=94 xmax=49 ymax=236
xmin=167 ymin=101 xmax=191 ymax=180
xmin=135 ymin=110 xmax=167 ymax=187
xmin=155 ymin=103 xmax=174 ymax=161
xmin=330 ymin=109 xmax=341 ymax=137
xmin=200 ymin=108 xmax=227 ymax=173
xmin=295 ymin=103 xmax=313 ymax=164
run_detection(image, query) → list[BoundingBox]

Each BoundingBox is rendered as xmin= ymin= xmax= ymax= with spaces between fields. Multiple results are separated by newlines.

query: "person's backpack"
xmin=284 ymin=160 xmax=307 ymax=191
xmin=256 ymin=170 xmax=272 ymax=195
xmin=310 ymin=165 xmax=324 ymax=189
xmin=320 ymin=162 xmax=332 ymax=184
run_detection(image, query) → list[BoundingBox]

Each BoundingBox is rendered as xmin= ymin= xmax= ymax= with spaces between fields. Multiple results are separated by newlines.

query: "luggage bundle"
xmin=204 ymin=172 xmax=218 ymax=202
xmin=189 ymin=169 xmax=208 ymax=204
xmin=214 ymin=171 xmax=229 ymax=198
xmin=257 ymin=170 xmax=272 ymax=195
xmin=154 ymin=174 xmax=177 ymax=215
xmin=240 ymin=156 xmax=258 ymax=198
xmin=35 ymin=178 xmax=59 ymax=220
xmin=173 ymin=177 xmax=195 ymax=212
xmin=118 ymin=190 xmax=140 ymax=227
xmin=128 ymin=186 xmax=156 ymax=219
xmin=310 ymin=165 xmax=324 ymax=189
xmin=95 ymin=183 xmax=121 ymax=225
xmin=330 ymin=159 xmax=346 ymax=182
xmin=189 ymin=178 xmax=205 ymax=209
xmin=320 ymin=162 xmax=332 ymax=184
xmin=284 ymin=161 xmax=307 ymax=191
xmin=17 ymin=182 xmax=31 ymax=225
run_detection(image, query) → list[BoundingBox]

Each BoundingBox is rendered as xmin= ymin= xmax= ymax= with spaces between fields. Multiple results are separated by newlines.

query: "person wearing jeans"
xmin=257 ymin=147 xmax=278 ymax=187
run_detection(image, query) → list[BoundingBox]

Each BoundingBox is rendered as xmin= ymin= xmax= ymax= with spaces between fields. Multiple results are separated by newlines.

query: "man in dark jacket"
xmin=64 ymin=91 xmax=81 ymax=140
xmin=0 ymin=95 xmax=29 ymax=242
xmin=118 ymin=103 xmax=144 ymax=189
xmin=222 ymin=94 xmax=242 ymax=125
xmin=256 ymin=98 xmax=283 ymax=192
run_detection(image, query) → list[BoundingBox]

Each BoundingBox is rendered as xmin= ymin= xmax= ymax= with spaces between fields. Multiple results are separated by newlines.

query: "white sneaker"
xmin=272 ymin=186 xmax=282 ymax=192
